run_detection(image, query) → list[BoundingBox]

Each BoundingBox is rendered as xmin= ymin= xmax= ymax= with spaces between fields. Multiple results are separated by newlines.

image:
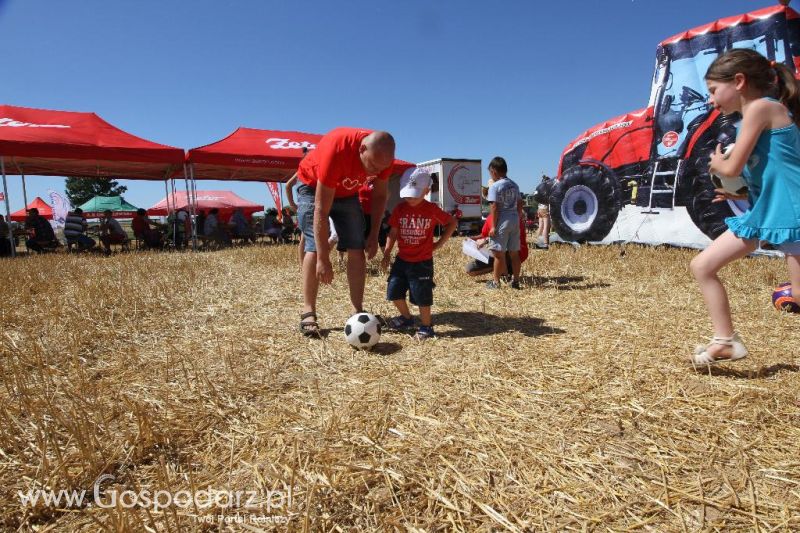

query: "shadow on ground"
xmin=709 ymin=363 xmax=800 ymax=379
xmin=473 ymin=275 xmax=610 ymax=291
xmin=434 ymin=311 xmax=566 ymax=339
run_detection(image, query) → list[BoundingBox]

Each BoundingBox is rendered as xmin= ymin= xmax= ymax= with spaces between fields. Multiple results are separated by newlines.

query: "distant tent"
xmin=78 ymin=196 xmax=140 ymax=219
xmin=9 ymin=196 xmax=53 ymax=222
xmin=147 ymin=190 xmax=263 ymax=222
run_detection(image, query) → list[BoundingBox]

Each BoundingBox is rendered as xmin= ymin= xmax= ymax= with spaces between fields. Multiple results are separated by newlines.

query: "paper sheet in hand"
xmin=462 ymin=239 xmax=490 ymax=263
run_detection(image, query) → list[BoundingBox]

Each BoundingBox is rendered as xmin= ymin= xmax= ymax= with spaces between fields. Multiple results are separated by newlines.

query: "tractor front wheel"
xmin=550 ymin=165 xmax=622 ymax=243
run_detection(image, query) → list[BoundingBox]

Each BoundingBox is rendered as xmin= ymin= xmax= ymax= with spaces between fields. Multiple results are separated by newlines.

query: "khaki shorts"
xmin=537 ymin=205 xmax=549 ymax=216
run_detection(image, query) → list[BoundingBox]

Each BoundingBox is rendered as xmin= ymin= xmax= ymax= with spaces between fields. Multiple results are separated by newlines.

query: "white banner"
xmin=48 ymin=189 xmax=71 ymax=229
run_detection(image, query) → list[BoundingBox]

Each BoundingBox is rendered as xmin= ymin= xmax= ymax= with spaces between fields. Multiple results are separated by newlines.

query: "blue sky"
xmin=0 ymin=0 xmax=765 ymax=213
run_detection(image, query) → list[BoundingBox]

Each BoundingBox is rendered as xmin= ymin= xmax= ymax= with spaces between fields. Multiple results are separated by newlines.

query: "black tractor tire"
xmin=685 ymin=157 xmax=749 ymax=240
xmin=550 ymin=165 xmax=622 ymax=243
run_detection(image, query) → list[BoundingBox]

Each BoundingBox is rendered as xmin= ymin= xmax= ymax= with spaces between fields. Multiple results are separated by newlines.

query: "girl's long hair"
xmin=705 ymin=48 xmax=800 ymax=126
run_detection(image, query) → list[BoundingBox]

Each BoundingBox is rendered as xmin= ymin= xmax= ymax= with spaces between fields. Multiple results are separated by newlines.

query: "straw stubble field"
xmin=1 ymin=239 xmax=798 ymax=531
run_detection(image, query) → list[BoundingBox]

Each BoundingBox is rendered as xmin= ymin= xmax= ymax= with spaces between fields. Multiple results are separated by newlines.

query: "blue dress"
xmin=725 ymin=108 xmax=800 ymax=245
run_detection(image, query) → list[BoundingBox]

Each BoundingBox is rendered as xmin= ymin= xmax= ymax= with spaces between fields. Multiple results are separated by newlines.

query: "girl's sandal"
xmin=299 ymin=311 xmax=320 ymax=337
xmin=691 ymin=332 xmax=748 ymax=366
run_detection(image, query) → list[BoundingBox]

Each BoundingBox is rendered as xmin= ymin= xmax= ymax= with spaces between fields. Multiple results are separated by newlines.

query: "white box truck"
xmin=416 ymin=158 xmax=483 ymax=234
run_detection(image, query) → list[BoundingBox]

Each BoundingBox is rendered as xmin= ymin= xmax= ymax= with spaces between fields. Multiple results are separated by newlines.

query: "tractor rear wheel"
xmin=686 ymin=159 xmax=750 ymax=240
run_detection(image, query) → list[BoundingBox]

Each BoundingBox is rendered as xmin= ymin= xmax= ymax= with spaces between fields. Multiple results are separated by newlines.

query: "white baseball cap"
xmin=399 ymin=167 xmax=432 ymax=199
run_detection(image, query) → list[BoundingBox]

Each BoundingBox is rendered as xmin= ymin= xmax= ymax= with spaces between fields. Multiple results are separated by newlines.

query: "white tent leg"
xmin=1 ymin=157 xmax=15 ymax=258
xmin=189 ymin=164 xmax=198 ymax=250
xmin=21 ymin=171 xmax=28 ymax=213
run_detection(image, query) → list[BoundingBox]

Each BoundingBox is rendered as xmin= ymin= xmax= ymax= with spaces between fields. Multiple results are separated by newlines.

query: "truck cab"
xmin=417 ymin=158 xmax=483 ymax=234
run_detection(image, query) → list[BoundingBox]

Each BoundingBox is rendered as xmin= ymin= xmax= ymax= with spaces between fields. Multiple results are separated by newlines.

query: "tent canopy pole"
xmin=1 ymin=156 xmax=16 ymax=257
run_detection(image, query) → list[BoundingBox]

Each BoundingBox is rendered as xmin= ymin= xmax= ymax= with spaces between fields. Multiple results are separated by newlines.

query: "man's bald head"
xmin=360 ymin=131 xmax=396 ymax=175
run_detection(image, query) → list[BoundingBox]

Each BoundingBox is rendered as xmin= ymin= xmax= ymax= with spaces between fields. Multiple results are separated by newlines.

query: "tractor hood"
xmin=557 ymin=108 xmax=654 ymax=177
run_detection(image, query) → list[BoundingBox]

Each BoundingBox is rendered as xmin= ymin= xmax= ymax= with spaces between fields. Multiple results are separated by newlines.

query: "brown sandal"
xmin=299 ymin=311 xmax=320 ymax=337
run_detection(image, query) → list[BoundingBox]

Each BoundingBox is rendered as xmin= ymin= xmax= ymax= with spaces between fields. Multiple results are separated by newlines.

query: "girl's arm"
xmin=709 ymin=100 xmax=772 ymax=178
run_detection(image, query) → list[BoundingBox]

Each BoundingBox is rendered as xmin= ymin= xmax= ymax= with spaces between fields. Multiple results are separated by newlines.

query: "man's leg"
xmin=346 ymin=249 xmax=366 ymax=313
xmin=302 ymin=251 xmax=319 ymax=320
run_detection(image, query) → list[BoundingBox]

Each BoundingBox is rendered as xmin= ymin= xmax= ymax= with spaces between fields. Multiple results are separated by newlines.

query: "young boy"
xmin=381 ymin=168 xmax=457 ymax=340
xmin=486 ymin=156 xmax=523 ymax=289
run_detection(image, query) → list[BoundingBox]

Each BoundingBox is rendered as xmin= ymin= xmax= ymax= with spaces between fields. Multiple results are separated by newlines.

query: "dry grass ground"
xmin=1 ymin=239 xmax=798 ymax=531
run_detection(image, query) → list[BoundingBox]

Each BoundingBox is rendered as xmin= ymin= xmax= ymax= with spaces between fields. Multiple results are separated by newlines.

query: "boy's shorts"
xmin=297 ymin=184 xmax=365 ymax=253
xmin=489 ymin=215 xmax=520 ymax=252
xmin=387 ymin=258 xmax=435 ymax=307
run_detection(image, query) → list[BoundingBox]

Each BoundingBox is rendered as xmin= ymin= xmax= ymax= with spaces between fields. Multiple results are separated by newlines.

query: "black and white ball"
xmin=344 ymin=313 xmax=381 ymax=349
xmin=710 ymin=143 xmax=749 ymax=195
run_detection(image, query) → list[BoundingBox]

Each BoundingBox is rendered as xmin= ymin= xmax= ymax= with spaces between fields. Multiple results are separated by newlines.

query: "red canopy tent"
xmin=0 ymin=104 xmax=185 ymax=180
xmin=185 ymin=128 xmax=322 ymax=182
xmin=148 ymin=190 xmax=263 ymax=222
xmin=186 ymin=128 xmax=415 ymax=182
xmin=9 ymin=196 xmax=52 ymax=222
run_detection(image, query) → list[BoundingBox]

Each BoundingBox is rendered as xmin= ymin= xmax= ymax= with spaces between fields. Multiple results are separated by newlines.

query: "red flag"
xmin=0 ymin=192 xmax=5 ymax=201
xmin=266 ymin=182 xmax=282 ymax=220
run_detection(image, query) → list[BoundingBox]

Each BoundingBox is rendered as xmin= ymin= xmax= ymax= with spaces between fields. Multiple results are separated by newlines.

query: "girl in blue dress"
xmin=690 ymin=48 xmax=800 ymax=365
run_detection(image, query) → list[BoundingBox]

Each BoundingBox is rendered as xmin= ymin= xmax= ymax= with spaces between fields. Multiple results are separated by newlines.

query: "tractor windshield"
xmin=653 ymin=12 xmax=798 ymax=159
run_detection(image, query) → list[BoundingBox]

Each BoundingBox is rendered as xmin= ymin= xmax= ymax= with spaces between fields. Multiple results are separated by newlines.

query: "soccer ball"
xmin=772 ymin=282 xmax=800 ymax=313
xmin=344 ymin=312 xmax=382 ymax=349
xmin=710 ymin=144 xmax=749 ymax=195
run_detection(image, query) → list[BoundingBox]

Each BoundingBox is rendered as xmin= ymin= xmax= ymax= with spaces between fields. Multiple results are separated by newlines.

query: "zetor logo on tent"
xmin=0 ymin=117 xmax=70 ymax=128
xmin=265 ymin=138 xmax=317 ymax=151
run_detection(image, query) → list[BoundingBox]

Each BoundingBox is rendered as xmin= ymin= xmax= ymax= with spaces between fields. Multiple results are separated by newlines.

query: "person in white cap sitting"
xmin=381 ymin=168 xmax=457 ymax=340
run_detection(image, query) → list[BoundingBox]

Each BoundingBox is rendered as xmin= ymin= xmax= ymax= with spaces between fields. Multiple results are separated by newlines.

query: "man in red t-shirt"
xmin=380 ymin=168 xmax=457 ymax=340
xmin=295 ymin=127 xmax=395 ymax=336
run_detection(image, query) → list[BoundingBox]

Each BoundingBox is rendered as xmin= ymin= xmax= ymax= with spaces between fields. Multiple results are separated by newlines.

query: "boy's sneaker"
xmin=511 ymin=280 xmax=521 ymax=290
xmin=415 ymin=325 xmax=435 ymax=340
xmin=486 ymin=280 xmax=501 ymax=289
xmin=386 ymin=315 xmax=415 ymax=331
xmin=535 ymin=242 xmax=549 ymax=250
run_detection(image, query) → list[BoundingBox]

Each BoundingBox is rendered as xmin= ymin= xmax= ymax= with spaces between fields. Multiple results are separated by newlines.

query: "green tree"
xmin=65 ymin=178 xmax=127 ymax=208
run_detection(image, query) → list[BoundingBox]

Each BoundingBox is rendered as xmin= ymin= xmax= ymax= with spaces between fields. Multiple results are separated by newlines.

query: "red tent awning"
xmin=0 ymin=104 xmax=185 ymax=180
xmin=147 ymin=190 xmax=264 ymax=218
xmin=9 ymin=196 xmax=52 ymax=222
xmin=186 ymin=128 xmax=322 ymax=182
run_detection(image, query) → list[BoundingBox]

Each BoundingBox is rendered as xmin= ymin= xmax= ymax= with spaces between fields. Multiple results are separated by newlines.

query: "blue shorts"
xmin=387 ymin=258 xmax=435 ymax=307
xmin=297 ymin=184 xmax=365 ymax=253
xmin=489 ymin=215 xmax=520 ymax=252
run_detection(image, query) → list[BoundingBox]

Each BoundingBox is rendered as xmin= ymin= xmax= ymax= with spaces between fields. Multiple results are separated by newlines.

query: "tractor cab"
xmin=551 ymin=3 xmax=800 ymax=243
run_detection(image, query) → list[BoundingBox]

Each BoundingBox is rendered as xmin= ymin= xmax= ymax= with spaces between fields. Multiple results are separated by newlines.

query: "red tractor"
xmin=550 ymin=3 xmax=800 ymax=242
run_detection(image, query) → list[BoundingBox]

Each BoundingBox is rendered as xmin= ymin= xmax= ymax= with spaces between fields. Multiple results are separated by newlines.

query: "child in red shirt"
xmin=381 ymin=168 xmax=457 ymax=339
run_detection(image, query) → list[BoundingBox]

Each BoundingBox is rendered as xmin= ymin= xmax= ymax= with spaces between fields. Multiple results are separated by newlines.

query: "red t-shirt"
xmin=389 ymin=200 xmax=452 ymax=262
xmin=480 ymin=214 xmax=528 ymax=262
xmin=297 ymin=127 xmax=392 ymax=198
xmin=358 ymin=182 xmax=373 ymax=215
xmin=131 ymin=215 xmax=150 ymax=237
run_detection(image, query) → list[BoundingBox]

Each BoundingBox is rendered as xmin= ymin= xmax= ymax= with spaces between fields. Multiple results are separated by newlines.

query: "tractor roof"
xmin=660 ymin=4 xmax=799 ymax=46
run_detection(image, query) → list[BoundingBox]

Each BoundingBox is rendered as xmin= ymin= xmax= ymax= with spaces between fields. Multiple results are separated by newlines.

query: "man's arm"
xmin=489 ymin=202 xmax=498 ymax=236
xmin=285 ymin=173 xmax=298 ymax=211
xmin=367 ymin=179 xmax=388 ymax=259
xmin=314 ymin=183 xmax=336 ymax=282
xmin=381 ymin=226 xmax=398 ymax=270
